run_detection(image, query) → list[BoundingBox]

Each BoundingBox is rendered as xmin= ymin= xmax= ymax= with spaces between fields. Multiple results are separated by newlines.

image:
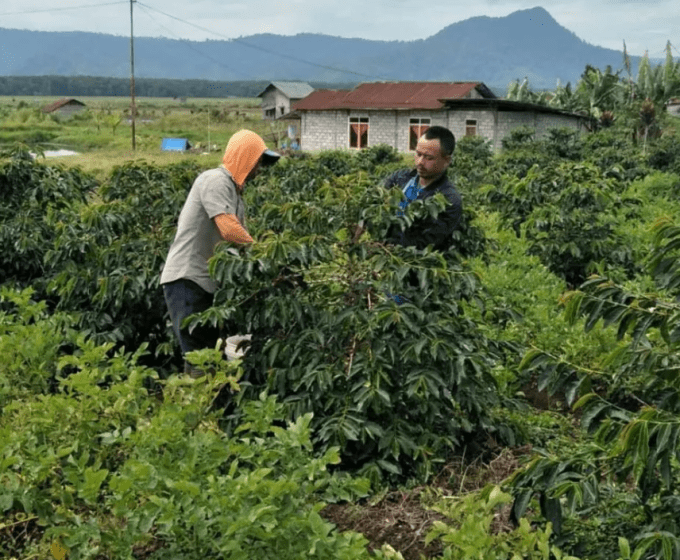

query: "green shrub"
xmin=425 ymin=485 xmax=580 ymax=560
xmin=204 ymin=161 xmax=506 ymax=484
xmin=0 ymin=291 xmax=374 ymax=559
xmin=0 ymin=148 xmax=95 ymax=285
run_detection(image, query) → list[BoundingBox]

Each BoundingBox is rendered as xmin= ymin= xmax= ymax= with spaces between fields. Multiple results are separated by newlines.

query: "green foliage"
xmin=43 ymin=161 xmax=202 ymax=352
xmin=7 ymin=105 xmax=680 ymax=557
xmin=425 ymin=484 xmax=580 ymax=560
xmin=647 ymin=130 xmax=680 ymax=175
xmin=358 ymin=143 xmax=403 ymax=168
xmin=582 ymin=128 xmax=649 ymax=183
xmin=0 ymin=287 xmax=76 ymax=409
xmin=505 ymin=54 xmax=680 ymax=124
xmin=0 ymin=290 xmax=374 ymax=559
xmin=452 ymin=135 xmax=496 ymax=206
xmin=206 ymin=161 xmax=504 ymax=481
xmin=0 ymin=146 xmax=95 ymax=285
xmin=510 ymin=217 xmax=680 ymax=559
xmin=544 ymin=127 xmax=584 ymax=160
xmin=486 ymin=161 xmax=638 ymax=286
xmin=501 ymin=126 xmax=536 ymax=151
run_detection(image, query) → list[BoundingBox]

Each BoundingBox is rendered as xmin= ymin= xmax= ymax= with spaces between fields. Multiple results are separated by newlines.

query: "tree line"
xmin=0 ymin=75 xmax=357 ymax=99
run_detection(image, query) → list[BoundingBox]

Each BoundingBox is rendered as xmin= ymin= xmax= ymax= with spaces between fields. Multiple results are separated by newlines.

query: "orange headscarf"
xmin=221 ymin=130 xmax=267 ymax=187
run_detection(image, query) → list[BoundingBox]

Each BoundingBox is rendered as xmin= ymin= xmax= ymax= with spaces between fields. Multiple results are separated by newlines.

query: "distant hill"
xmin=0 ymin=7 xmax=640 ymax=90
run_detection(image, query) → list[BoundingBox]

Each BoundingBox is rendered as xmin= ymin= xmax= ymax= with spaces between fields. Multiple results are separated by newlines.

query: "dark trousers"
xmin=162 ymin=278 xmax=219 ymax=358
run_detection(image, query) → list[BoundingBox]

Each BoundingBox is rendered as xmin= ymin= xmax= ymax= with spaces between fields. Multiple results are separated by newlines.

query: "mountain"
xmin=0 ymin=7 xmax=637 ymax=90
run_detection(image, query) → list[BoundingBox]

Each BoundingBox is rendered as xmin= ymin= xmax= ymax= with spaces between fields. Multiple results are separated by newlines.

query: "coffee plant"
xmin=199 ymin=156 xmax=509 ymax=483
xmin=4 ymin=114 xmax=680 ymax=558
xmin=0 ymin=146 xmax=95 ymax=286
xmin=509 ymin=217 xmax=680 ymax=558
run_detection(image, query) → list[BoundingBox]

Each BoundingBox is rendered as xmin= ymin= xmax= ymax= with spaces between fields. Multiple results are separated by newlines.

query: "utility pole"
xmin=129 ymin=0 xmax=137 ymax=151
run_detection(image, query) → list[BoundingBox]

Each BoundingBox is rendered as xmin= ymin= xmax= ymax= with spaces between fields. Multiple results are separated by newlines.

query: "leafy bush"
xmin=0 ymin=287 xmax=76 ymax=409
xmin=315 ymin=149 xmax=356 ymax=177
xmin=0 ymin=147 xmax=95 ymax=285
xmin=501 ymin=126 xmax=536 ymax=151
xmin=647 ymin=130 xmax=680 ymax=174
xmin=544 ymin=127 xmax=584 ymax=160
xmin=358 ymin=143 xmax=402 ymax=168
xmin=425 ymin=485 xmax=579 ymax=560
xmin=202 ymin=158 xmax=507 ymax=483
xmin=486 ymin=161 xmax=637 ymax=286
xmin=0 ymin=290 xmax=375 ymax=559
xmin=452 ymin=135 xmax=495 ymax=206
xmin=582 ymin=128 xmax=650 ymax=183
xmin=511 ymin=217 xmax=680 ymax=559
xmin=44 ymin=161 xmax=203 ymax=353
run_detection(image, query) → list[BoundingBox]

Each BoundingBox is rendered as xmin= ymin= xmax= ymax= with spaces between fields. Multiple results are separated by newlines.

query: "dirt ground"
xmin=322 ymin=445 xmax=532 ymax=560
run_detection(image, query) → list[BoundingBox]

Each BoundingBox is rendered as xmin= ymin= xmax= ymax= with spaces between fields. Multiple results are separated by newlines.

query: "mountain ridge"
xmin=0 ymin=7 xmax=639 ymax=90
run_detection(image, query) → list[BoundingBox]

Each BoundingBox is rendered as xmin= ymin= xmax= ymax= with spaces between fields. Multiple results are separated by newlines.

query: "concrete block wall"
xmin=300 ymin=111 xmax=346 ymax=151
xmin=301 ymin=110 xmax=449 ymax=152
xmin=493 ymin=111 xmax=583 ymax=148
xmin=366 ymin=111 xmax=396 ymax=148
xmin=300 ymin=108 xmax=584 ymax=153
xmin=446 ymin=110 xmax=496 ymax=148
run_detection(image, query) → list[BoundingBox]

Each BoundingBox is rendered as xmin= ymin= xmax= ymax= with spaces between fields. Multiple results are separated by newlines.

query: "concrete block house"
xmin=257 ymin=81 xmax=314 ymax=120
xmin=289 ymin=82 xmax=587 ymax=152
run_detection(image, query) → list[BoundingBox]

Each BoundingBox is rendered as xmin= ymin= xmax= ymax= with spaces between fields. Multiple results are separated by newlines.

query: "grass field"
xmin=0 ymin=95 xmax=261 ymax=111
xmin=0 ymin=95 xmax=289 ymax=177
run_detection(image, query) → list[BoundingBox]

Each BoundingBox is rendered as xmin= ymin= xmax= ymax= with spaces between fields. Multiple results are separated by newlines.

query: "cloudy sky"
xmin=1 ymin=0 xmax=677 ymax=58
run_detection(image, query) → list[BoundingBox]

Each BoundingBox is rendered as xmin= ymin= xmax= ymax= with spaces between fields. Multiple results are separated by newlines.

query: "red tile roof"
xmin=292 ymin=82 xmax=493 ymax=111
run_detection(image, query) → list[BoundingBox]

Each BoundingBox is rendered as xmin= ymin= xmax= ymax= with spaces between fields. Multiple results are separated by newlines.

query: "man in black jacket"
xmin=385 ymin=126 xmax=462 ymax=251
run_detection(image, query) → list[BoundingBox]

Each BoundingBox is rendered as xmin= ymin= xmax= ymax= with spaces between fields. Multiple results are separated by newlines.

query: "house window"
xmin=409 ymin=118 xmax=431 ymax=150
xmin=265 ymin=108 xmax=276 ymax=118
xmin=465 ymin=119 xmax=477 ymax=136
xmin=349 ymin=117 xmax=369 ymax=149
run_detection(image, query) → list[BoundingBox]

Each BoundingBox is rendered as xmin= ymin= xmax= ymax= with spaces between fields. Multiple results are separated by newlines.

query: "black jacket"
xmin=385 ymin=169 xmax=463 ymax=251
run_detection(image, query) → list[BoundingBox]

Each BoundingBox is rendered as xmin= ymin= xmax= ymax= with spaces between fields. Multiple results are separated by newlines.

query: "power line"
xmin=0 ymin=1 xmax=125 ymax=17
xmin=136 ymin=1 xmax=388 ymax=81
xmin=135 ymin=3 xmax=252 ymax=79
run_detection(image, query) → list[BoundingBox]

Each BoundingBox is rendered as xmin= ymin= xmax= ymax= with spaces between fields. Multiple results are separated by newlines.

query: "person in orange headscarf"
xmin=160 ymin=130 xmax=280 ymax=376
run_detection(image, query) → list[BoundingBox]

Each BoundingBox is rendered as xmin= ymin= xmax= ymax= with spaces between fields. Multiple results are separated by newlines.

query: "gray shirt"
xmin=160 ymin=167 xmax=246 ymax=293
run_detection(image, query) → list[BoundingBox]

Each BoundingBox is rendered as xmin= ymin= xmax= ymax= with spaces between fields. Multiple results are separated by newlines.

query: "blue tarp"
xmin=161 ymin=138 xmax=191 ymax=151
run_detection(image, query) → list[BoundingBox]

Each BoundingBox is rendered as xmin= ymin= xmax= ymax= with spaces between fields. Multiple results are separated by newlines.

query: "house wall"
xmin=301 ymin=109 xmax=448 ymax=152
xmin=301 ymin=111 xmax=344 ymax=150
xmin=446 ymin=109 xmax=584 ymax=150
xmin=55 ymin=104 xmax=86 ymax=118
xmin=261 ymin=89 xmax=292 ymax=120
xmin=300 ymin=107 xmax=584 ymax=152
xmin=446 ymin=110 xmax=496 ymax=148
